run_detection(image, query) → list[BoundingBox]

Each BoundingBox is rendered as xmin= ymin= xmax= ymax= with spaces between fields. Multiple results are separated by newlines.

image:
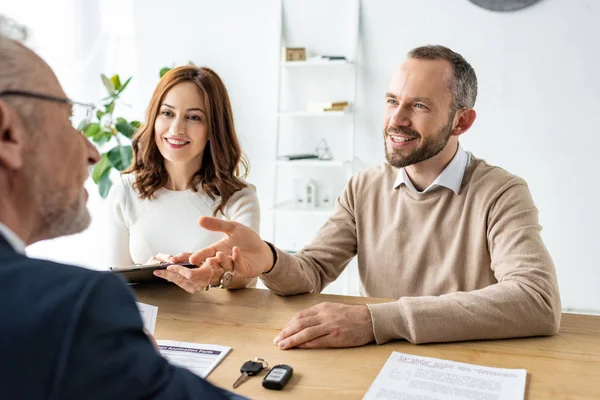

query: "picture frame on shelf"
xmin=283 ymin=47 xmax=307 ymax=62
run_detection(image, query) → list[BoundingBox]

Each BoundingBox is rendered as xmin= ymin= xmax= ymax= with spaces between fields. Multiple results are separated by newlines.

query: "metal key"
xmin=233 ymin=357 xmax=268 ymax=388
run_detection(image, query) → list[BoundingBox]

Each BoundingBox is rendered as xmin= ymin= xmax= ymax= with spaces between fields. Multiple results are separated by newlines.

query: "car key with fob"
xmin=262 ymin=364 xmax=293 ymax=390
xmin=233 ymin=358 xmax=268 ymax=388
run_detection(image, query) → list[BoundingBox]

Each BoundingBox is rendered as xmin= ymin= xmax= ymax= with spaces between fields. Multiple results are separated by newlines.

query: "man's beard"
xmin=31 ymin=166 xmax=91 ymax=240
xmin=384 ymin=118 xmax=454 ymax=169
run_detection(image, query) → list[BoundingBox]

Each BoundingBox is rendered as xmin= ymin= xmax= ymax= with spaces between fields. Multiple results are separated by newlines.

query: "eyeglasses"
xmin=0 ymin=90 xmax=95 ymax=132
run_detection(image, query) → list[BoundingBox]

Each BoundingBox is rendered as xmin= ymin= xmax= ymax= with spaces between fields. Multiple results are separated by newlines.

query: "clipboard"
xmin=110 ymin=262 xmax=195 ymax=284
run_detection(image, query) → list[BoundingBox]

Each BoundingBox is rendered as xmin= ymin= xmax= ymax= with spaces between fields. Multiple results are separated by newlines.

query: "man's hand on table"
xmin=274 ymin=302 xmax=375 ymax=349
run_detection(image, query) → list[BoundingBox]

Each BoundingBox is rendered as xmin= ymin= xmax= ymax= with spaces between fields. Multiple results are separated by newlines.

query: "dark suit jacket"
xmin=0 ymin=234 xmax=239 ymax=400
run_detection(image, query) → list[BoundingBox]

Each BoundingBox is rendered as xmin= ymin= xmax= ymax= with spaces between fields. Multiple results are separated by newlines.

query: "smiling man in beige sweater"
xmin=163 ymin=45 xmax=561 ymax=348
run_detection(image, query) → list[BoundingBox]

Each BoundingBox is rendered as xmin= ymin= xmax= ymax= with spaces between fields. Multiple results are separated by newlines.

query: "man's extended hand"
xmin=182 ymin=216 xmax=274 ymax=278
xmin=273 ymin=302 xmax=375 ymax=349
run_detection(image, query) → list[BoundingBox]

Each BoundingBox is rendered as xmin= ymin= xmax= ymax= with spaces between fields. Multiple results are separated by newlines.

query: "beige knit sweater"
xmin=260 ymin=156 xmax=561 ymax=344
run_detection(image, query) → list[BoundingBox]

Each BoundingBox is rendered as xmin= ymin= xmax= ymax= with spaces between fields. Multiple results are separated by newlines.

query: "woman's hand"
xmin=145 ymin=253 xmax=173 ymax=265
xmin=154 ymin=251 xmax=253 ymax=292
xmin=152 ymin=252 xmax=215 ymax=293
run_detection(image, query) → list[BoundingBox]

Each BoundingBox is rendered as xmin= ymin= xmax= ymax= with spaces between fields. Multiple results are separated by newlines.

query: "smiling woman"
xmin=104 ymin=66 xmax=260 ymax=290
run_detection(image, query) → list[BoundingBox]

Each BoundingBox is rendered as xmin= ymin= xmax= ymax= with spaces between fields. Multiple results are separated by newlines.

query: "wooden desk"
xmin=135 ymin=286 xmax=600 ymax=400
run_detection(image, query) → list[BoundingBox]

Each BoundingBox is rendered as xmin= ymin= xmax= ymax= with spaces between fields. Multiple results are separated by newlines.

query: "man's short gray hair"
xmin=0 ymin=15 xmax=37 ymax=126
xmin=0 ymin=15 xmax=28 ymax=42
xmin=408 ymin=45 xmax=478 ymax=113
xmin=0 ymin=15 xmax=31 ymax=91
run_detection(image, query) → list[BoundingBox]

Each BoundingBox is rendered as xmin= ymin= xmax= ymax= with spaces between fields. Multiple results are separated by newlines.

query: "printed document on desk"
xmin=158 ymin=340 xmax=231 ymax=378
xmin=363 ymin=351 xmax=526 ymax=400
xmin=136 ymin=302 xmax=158 ymax=334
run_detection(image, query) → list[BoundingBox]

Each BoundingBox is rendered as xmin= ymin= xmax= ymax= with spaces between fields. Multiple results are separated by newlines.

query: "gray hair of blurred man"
xmin=0 ymin=15 xmax=37 ymax=127
xmin=0 ymin=15 xmax=28 ymax=42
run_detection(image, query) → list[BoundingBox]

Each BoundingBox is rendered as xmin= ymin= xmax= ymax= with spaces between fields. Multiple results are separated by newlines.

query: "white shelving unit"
xmin=272 ymin=201 xmax=334 ymax=216
xmin=270 ymin=0 xmax=360 ymax=295
xmin=280 ymin=60 xmax=354 ymax=67
xmin=274 ymin=160 xmax=348 ymax=167
xmin=277 ymin=110 xmax=351 ymax=117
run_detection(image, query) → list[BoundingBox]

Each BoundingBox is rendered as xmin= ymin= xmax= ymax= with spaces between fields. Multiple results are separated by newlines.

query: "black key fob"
xmin=262 ymin=364 xmax=293 ymax=390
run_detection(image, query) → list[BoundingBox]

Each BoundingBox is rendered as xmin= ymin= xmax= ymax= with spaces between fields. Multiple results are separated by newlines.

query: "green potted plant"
xmin=82 ymin=74 xmax=140 ymax=198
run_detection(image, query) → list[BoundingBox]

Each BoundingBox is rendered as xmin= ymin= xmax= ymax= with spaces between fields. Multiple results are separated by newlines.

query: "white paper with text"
xmin=136 ymin=302 xmax=158 ymax=335
xmin=158 ymin=340 xmax=231 ymax=378
xmin=363 ymin=351 xmax=526 ymax=400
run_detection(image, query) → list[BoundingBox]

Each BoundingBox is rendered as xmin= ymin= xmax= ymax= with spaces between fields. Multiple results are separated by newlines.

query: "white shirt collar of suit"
xmin=0 ymin=222 xmax=26 ymax=254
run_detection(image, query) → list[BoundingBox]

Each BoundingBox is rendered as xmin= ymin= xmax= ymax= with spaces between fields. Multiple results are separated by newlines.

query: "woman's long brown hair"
xmin=124 ymin=66 xmax=249 ymax=216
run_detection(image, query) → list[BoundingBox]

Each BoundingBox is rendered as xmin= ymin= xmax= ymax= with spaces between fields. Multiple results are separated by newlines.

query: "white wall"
xmin=8 ymin=0 xmax=600 ymax=312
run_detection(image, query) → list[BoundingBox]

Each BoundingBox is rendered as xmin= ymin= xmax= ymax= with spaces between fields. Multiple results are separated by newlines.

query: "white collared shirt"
xmin=0 ymin=222 xmax=26 ymax=254
xmin=394 ymin=144 xmax=472 ymax=194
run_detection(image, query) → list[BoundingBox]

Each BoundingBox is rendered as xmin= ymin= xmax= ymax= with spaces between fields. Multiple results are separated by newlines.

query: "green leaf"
xmin=116 ymin=119 xmax=135 ymax=139
xmin=116 ymin=76 xmax=132 ymax=95
xmin=96 ymin=110 xmax=105 ymax=120
xmin=92 ymin=153 xmax=112 ymax=183
xmin=92 ymin=137 xmax=107 ymax=146
xmin=92 ymin=134 xmax=110 ymax=146
xmin=130 ymin=120 xmax=141 ymax=128
xmin=83 ymin=122 xmax=100 ymax=138
xmin=107 ymin=145 xmax=133 ymax=171
xmin=77 ymin=119 xmax=89 ymax=132
xmin=98 ymin=173 xmax=113 ymax=198
xmin=104 ymin=102 xmax=115 ymax=114
xmin=159 ymin=67 xmax=171 ymax=78
xmin=101 ymin=74 xmax=115 ymax=95
xmin=91 ymin=128 xmax=113 ymax=146
xmin=111 ymin=74 xmax=121 ymax=91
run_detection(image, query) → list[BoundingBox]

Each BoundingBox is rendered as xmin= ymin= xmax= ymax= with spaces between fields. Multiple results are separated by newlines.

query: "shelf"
xmin=272 ymin=0 xmax=360 ymax=264
xmin=275 ymin=159 xmax=346 ymax=167
xmin=277 ymin=110 xmax=351 ymax=117
xmin=272 ymin=201 xmax=334 ymax=216
xmin=280 ymin=60 xmax=354 ymax=67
